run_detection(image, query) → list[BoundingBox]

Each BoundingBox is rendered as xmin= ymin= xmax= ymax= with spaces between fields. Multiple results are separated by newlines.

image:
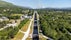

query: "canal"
xmin=32 ymin=12 xmax=39 ymax=40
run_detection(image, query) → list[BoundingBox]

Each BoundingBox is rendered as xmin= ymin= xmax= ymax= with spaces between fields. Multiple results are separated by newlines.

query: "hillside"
xmin=0 ymin=0 xmax=30 ymax=9
xmin=0 ymin=0 xmax=15 ymax=7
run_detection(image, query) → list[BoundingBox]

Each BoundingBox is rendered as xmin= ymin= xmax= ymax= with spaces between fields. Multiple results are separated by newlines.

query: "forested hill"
xmin=0 ymin=0 xmax=30 ymax=9
xmin=0 ymin=0 xmax=14 ymax=7
xmin=0 ymin=0 xmax=32 ymax=14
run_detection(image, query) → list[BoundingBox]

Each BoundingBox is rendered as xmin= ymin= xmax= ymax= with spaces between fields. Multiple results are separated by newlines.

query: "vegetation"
xmin=0 ymin=0 xmax=32 ymax=16
xmin=0 ymin=27 xmax=19 ymax=40
xmin=7 ymin=15 xmax=20 ymax=19
xmin=0 ymin=21 xmax=9 ymax=28
xmin=0 ymin=19 xmax=28 ymax=40
xmin=0 ymin=0 xmax=33 ymax=40
xmin=18 ymin=19 xmax=29 ymax=29
xmin=38 ymin=10 xmax=71 ymax=40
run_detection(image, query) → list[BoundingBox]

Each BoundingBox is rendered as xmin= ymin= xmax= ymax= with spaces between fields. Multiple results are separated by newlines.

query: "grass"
xmin=12 ymin=20 xmax=30 ymax=40
xmin=39 ymin=34 xmax=47 ymax=40
xmin=39 ymin=38 xmax=46 ymax=40
xmin=29 ymin=21 xmax=33 ymax=34
xmin=13 ymin=32 xmax=24 ymax=40
xmin=26 ymin=38 xmax=32 ymax=40
xmin=11 ymin=14 xmax=23 ymax=16
xmin=29 ymin=26 xmax=33 ymax=34
xmin=26 ymin=21 xmax=33 ymax=40
xmin=21 ymin=20 xmax=30 ymax=32
xmin=13 ymin=20 xmax=30 ymax=40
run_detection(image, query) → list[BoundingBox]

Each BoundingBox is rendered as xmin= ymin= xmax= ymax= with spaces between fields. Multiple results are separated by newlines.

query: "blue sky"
xmin=3 ymin=0 xmax=71 ymax=8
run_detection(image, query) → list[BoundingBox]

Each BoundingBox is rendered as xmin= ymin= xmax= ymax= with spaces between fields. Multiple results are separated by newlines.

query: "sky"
xmin=2 ymin=0 xmax=71 ymax=8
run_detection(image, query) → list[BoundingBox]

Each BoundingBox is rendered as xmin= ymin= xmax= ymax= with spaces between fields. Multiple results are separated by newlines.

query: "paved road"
xmin=32 ymin=11 xmax=39 ymax=40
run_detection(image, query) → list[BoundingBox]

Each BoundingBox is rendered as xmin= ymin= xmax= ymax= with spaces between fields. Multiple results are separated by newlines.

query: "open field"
xmin=13 ymin=32 xmax=24 ymax=40
xmin=21 ymin=20 xmax=30 ymax=32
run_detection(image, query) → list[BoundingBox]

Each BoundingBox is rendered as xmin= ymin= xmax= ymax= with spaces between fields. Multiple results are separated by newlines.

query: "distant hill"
xmin=0 ymin=1 xmax=15 ymax=7
xmin=0 ymin=0 xmax=30 ymax=9
xmin=36 ymin=7 xmax=71 ymax=11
